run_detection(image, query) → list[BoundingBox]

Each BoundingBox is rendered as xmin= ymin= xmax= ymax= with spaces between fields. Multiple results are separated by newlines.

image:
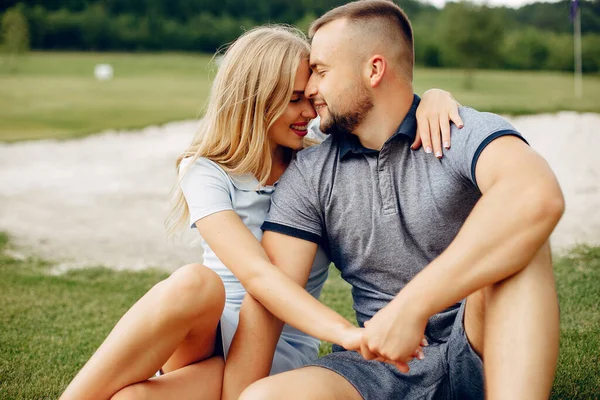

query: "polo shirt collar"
xmin=338 ymin=94 xmax=421 ymax=160
xmin=230 ymin=174 xmax=276 ymax=194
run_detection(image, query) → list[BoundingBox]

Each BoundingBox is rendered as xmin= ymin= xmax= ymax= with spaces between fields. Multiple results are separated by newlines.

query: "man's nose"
xmin=305 ymin=74 xmax=318 ymax=99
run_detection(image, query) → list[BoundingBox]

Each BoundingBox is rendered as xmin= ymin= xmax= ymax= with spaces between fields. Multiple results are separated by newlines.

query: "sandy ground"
xmin=1 ymin=113 xmax=599 ymax=272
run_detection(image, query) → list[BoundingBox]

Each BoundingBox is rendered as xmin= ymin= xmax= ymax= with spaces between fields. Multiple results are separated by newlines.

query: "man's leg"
xmin=464 ymin=241 xmax=560 ymax=399
xmin=239 ymin=366 xmax=363 ymax=400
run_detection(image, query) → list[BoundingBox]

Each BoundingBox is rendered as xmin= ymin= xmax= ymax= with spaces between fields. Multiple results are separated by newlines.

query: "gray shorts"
xmin=309 ymin=301 xmax=483 ymax=400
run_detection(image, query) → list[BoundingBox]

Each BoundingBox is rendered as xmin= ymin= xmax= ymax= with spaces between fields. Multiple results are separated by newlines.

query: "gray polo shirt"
xmin=262 ymin=95 xmax=527 ymax=341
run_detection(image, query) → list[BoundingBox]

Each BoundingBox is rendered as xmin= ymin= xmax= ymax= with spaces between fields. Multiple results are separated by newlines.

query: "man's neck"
xmin=353 ymin=89 xmax=414 ymax=151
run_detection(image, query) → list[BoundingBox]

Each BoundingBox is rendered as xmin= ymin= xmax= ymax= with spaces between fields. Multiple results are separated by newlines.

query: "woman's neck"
xmin=267 ymin=145 xmax=292 ymax=185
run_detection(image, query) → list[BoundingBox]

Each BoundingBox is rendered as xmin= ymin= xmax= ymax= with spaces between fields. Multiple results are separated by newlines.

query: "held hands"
xmin=412 ymin=89 xmax=464 ymax=159
xmin=338 ymin=302 xmax=429 ymax=373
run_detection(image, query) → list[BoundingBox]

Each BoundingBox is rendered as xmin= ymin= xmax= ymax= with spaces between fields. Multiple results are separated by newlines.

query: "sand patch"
xmin=0 ymin=113 xmax=598 ymax=271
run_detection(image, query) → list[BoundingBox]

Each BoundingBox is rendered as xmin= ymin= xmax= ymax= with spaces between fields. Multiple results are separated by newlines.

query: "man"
xmin=230 ymin=1 xmax=563 ymax=399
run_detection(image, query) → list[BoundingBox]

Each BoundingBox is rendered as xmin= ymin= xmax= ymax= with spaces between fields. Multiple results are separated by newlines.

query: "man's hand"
xmin=337 ymin=325 xmax=419 ymax=372
xmin=361 ymin=299 xmax=429 ymax=371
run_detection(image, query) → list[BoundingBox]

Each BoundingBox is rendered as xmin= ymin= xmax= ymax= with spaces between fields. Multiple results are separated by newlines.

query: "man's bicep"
xmin=261 ymin=231 xmax=318 ymax=286
xmin=475 ymin=135 xmax=559 ymax=194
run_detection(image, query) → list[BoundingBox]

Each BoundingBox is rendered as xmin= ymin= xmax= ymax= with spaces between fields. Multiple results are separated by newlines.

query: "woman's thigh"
xmin=161 ymin=264 xmax=226 ymax=372
xmin=112 ymin=356 xmax=225 ymax=400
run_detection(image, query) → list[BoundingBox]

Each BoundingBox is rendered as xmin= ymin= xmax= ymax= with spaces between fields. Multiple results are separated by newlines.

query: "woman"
xmin=61 ymin=25 xmax=462 ymax=400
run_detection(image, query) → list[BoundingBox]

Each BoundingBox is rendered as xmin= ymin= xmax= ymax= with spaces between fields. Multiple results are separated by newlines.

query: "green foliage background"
xmin=1 ymin=0 xmax=600 ymax=72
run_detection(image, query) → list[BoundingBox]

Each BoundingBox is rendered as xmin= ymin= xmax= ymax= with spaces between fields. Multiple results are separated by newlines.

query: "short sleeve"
xmin=262 ymin=157 xmax=323 ymax=244
xmin=179 ymin=157 xmax=233 ymax=228
xmin=445 ymin=107 xmax=529 ymax=189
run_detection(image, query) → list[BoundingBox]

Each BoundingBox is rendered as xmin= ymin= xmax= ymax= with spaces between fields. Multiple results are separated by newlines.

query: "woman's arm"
xmin=220 ymin=230 xmax=359 ymax=399
xmin=221 ymin=295 xmax=283 ymax=400
xmin=196 ymin=212 xmax=362 ymax=398
xmin=412 ymin=89 xmax=463 ymax=158
xmin=196 ymin=211 xmax=360 ymax=342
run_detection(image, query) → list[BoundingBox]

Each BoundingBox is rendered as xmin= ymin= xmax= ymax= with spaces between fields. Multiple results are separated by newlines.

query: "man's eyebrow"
xmin=309 ymin=59 xmax=325 ymax=70
xmin=292 ymin=90 xmax=304 ymax=94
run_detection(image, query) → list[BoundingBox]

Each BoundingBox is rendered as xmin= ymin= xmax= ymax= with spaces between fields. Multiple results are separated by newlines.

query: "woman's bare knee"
xmin=161 ymin=264 xmax=226 ymax=320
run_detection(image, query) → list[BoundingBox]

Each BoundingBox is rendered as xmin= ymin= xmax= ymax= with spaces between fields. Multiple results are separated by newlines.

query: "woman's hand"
xmin=412 ymin=89 xmax=463 ymax=159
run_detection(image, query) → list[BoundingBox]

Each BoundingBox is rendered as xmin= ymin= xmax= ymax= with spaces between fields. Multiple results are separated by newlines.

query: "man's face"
xmin=306 ymin=19 xmax=373 ymax=136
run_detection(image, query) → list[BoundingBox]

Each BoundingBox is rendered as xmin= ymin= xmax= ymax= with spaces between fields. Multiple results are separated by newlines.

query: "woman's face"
xmin=268 ymin=61 xmax=317 ymax=151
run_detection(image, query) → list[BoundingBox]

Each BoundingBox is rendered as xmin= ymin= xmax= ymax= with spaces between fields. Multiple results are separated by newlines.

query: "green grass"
xmin=551 ymin=246 xmax=600 ymax=399
xmin=413 ymin=69 xmax=600 ymax=116
xmin=0 ymin=52 xmax=215 ymax=142
xmin=0 ymin=234 xmax=598 ymax=399
xmin=2 ymin=52 xmax=600 ymax=142
xmin=0 ymin=233 xmax=170 ymax=399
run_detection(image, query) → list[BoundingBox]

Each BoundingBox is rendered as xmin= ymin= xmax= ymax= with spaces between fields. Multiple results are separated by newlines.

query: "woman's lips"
xmin=291 ymin=123 xmax=308 ymax=137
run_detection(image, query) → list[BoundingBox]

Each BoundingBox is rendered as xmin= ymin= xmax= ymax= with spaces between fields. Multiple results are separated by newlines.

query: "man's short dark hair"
xmin=309 ymin=0 xmax=414 ymax=71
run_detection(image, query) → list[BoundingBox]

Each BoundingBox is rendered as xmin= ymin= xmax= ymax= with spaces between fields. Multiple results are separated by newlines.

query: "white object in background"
xmin=94 ymin=64 xmax=114 ymax=81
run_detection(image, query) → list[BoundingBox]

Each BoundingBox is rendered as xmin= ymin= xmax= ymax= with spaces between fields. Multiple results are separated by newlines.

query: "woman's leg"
xmin=60 ymin=264 xmax=226 ymax=400
xmin=111 ymin=356 xmax=225 ymax=400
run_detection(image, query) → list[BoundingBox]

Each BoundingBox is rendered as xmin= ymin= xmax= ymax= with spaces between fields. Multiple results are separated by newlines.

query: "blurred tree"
xmin=412 ymin=11 xmax=443 ymax=67
xmin=510 ymin=0 xmax=600 ymax=34
xmin=43 ymin=8 xmax=83 ymax=49
xmin=439 ymin=1 xmax=505 ymax=89
xmin=0 ymin=0 xmax=597 ymax=67
xmin=295 ymin=13 xmax=317 ymax=35
xmin=582 ymin=33 xmax=600 ymax=72
xmin=81 ymin=3 xmax=110 ymax=50
xmin=545 ymin=33 xmax=574 ymax=71
xmin=0 ymin=4 xmax=30 ymax=73
xmin=503 ymin=28 xmax=550 ymax=70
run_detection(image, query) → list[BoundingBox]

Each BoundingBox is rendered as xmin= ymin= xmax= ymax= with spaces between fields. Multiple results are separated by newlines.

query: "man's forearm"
xmin=396 ymin=177 xmax=564 ymax=318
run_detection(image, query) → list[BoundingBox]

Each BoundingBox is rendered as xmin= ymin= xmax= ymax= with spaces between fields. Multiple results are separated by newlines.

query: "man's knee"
xmin=110 ymin=384 xmax=147 ymax=400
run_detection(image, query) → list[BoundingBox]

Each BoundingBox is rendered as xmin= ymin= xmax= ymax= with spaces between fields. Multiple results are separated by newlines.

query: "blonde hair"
xmin=166 ymin=25 xmax=312 ymax=237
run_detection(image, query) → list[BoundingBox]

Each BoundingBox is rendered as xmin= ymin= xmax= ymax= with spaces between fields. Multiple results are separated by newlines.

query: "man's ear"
xmin=366 ymin=55 xmax=386 ymax=88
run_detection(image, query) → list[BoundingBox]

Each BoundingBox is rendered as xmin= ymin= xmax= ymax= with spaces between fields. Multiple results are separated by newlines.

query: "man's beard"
xmin=320 ymin=85 xmax=373 ymax=137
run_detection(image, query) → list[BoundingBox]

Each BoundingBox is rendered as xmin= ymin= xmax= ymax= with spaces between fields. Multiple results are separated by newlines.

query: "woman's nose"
xmin=302 ymin=101 xmax=317 ymax=119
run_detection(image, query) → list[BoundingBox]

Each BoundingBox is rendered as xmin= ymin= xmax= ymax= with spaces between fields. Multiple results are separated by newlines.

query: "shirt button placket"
xmin=378 ymin=146 xmax=398 ymax=215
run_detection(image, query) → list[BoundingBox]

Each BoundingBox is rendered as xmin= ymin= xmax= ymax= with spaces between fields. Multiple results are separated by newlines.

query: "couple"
xmin=62 ymin=1 xmax=563 ymax=399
